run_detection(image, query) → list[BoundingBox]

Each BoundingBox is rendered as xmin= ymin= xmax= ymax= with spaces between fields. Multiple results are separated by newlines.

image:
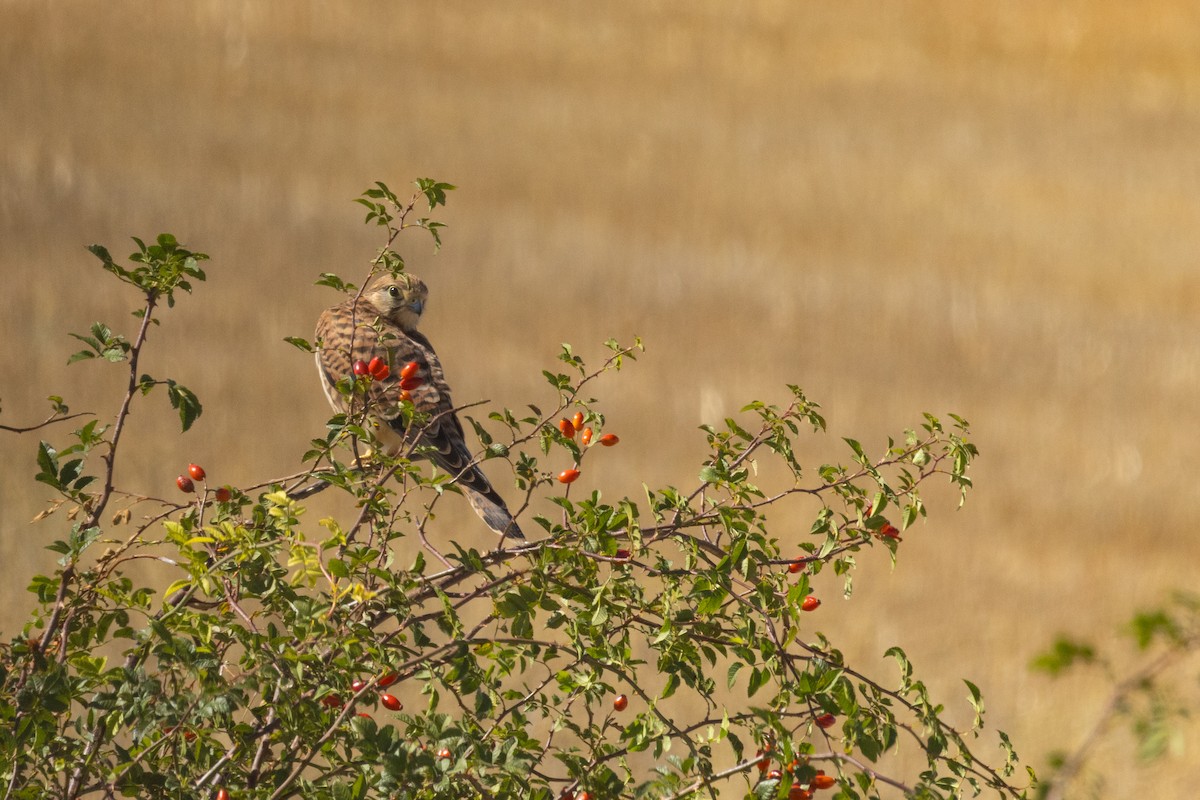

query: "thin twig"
xmin=0 ymin=410 xmax=93 ymax=434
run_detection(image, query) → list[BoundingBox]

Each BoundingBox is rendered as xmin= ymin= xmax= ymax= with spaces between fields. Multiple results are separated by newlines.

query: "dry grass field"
xmin=3 ymin=1 xmax=1200 ymax=794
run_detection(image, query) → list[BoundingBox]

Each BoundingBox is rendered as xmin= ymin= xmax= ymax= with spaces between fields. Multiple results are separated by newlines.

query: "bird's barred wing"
xmin=314 ymin=299 xmax=360 ymax=415
xmin=315 ymin=298 xmax=523 ymax=538
xmin=316 ymin=300 xmax=488 ymax=477
xmin=383 ymin=331 xmax=497 ymax=495
xmin=314 ymin=298 xmax=417 ymax=450
xmin=386 ymin=330 xmax=524 ymax=539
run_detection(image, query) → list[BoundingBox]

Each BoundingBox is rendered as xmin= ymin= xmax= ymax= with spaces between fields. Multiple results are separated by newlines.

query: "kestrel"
xmin=314 ymin=274 xmax=524 ymax=539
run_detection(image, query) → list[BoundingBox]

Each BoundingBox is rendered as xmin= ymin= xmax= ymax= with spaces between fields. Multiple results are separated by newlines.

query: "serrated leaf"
xmin=284 ymin=336 xmax=314 ymax=353
xmin=36 ymin=441 xmax=58 ymax=485
xmin=727 ymin=661 xmax=745 ymax=690
xmin=747 ymin=666 xmax=768 ymax=697
xmin=67 ymin=351 xmax=96 ymax=365
xmin=315 ymin=273 xmax=356 ymax=293
xmin=166 ymin=381 xmax=203 ymax=432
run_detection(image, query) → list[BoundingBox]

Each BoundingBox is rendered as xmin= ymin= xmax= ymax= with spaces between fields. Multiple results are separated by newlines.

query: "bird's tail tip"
xmin=469 ymin=490 xmax=525 ymax=540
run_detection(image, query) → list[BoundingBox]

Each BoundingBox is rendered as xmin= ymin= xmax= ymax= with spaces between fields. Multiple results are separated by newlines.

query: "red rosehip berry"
xmin=812 ymin=773 xmax=836 ymax=790
xmin=400 ymin=360 xmax=420 ymax=380
xmin=353 ymin=360 xmax=370 ymax=377
xmin=572 ymin=411 xmax=585 ymax=430
xmin=615 ymin=548 xmax=630 ymax=560
xmin=814 ymin=713 xmax=836 ymax=729
xmin=767 ymin=769 xmax=783 ymax=780
xmin=377 ymin=671 xmax=399 ymax=689
xmin=436 ymin=746 xmax=452 ymax=760
xmin=801 ymin=596 xmax=821 ymax=612
xmin=321 ymin=694 xmax=344 ymax=708
xmin=380 ymin=693 xmax=402 ymax=711
xmin=187 ymin=463 xmax=206 ymax=481
xmin=789 ymin=786 xmax=813 ymax=800
xmin=399 ymin=375 xmax=422 ymax=391
xmin=557 ymin=469 xmax=581 ymax=484
xmin=613 ymin=694 xmax=628 ymax=711
xmin=598 ymin=433 xmax=619 ymax=447
xmin=216 ymin=788 xmax=230 ymax=800
xmin=214 ymin=486 xmax=232 ymax=502
xmin=367 ymin=356 xmax=386 ymax=376
xmin=580 ymin=427 xmax=593 ymax=446
xmin=176 ymin=475 xmax=195 ymax=493
xmin=557 ymin=418 xmax=576 ymax=438
xmin=788 ymin=558 xmax=804 ymax=574
xmin=879 ymin=523 xmax=901 ymax=540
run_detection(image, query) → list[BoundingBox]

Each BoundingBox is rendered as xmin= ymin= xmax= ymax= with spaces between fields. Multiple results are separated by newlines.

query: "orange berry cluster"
xmin=555 ymin=410 xmax=620 ymax=486
xmin=781 ymin=558 xmax=822 ymax=611
xmin=352 ymin=356 xmax=392 ymax=382
xmin=175 ymin=463 xmax=232 ymax=502
xmin=352 ymin=358 xmax=426 ymax=401
xmin=756 ymin=740 xmax=839 ymax=798
xmin=863 ymin=502 xmax=902 ymax=541
xmin=320 ymin=671 xmax=402 ymax=715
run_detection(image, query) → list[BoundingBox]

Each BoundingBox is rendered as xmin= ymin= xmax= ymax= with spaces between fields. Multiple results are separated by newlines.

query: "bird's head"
xmin=366 ymin=274 xmax=428 ymax=332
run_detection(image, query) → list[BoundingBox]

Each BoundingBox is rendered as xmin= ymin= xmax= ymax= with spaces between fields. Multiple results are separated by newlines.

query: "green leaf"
xmin=315 ymin=273 xmax=356 ymax=293
xmin=166 ymin=381 xmax=203 ymax=432
xmin=35 ymin=441 xmax=59 ymax=488
xmin=1030 ymin=637 xmax=1096 ymax=675
xmin=87 ymin=243 xmax=129 ymax=279
xmin=1129 ymin=610 xmax=1176 ymax=649
xmin=696 ymin=590 xmax=724 ymax=617
xmin=964 ymin=679 xmax=985 ymax=729
xmin=727 ymin=661 xmax=745 ymax=690
xmin=414 ymin=178 xmax=456 ymax=209
xmin=67 ymin=350 xmax=96 ymax=365
xmin=284 ymin=336 xmax=315 ymax=353
xmin=747 ymin=666 xmax=768 ymax=697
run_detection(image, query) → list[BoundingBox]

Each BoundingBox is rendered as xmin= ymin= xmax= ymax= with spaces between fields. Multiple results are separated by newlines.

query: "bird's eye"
xmin=388 ymin=286 xmax=400 ymax=298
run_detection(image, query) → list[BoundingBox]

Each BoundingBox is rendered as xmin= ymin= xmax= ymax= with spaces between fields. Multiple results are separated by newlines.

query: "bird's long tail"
xmin=462 ymin=481 xmax=525 ymax=540
xmin=421 ymin=432 xmax=525 ymax=540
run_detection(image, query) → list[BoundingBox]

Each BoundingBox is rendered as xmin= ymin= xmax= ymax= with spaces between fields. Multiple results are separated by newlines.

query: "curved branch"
xmin=0 ymin=410 xmax=94 ymax=434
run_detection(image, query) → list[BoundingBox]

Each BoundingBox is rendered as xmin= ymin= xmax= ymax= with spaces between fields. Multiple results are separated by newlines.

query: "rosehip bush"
xmin=0 ymin=181 xmax=1033 ymax=799
xmin=1032 ymin=592 xmax=1200 ymax=800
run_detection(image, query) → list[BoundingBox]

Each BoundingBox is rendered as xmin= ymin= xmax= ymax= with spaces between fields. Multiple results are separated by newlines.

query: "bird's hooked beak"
xmin=409 ymin=298 xmax=425 ymax=315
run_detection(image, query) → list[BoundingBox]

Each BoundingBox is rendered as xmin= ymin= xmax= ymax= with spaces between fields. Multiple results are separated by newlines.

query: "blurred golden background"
xmin=3 ymin=1 xmax=1199 ymax=794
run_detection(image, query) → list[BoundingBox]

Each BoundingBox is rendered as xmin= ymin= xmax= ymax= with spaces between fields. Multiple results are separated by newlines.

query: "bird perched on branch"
xmin=314 ymin=273 xmax=524 ymax=539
